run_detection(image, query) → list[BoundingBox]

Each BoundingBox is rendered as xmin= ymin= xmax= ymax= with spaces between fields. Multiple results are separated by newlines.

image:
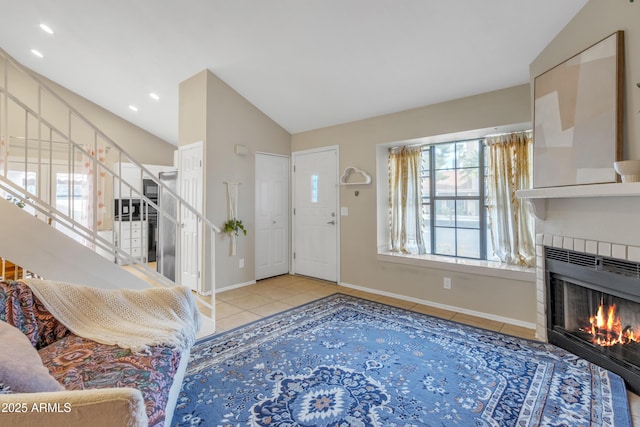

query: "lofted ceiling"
xmin=0 ymin=1 xmax=587 ymax=145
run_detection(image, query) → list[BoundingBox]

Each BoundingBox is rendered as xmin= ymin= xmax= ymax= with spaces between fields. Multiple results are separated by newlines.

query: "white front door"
xmin=292 ymin=146 xmax=339 ymax=282
xmin=178 ymin=142 xmax=203 ymax=292
xmin=255 ymin=153 xmax=290 ymax=280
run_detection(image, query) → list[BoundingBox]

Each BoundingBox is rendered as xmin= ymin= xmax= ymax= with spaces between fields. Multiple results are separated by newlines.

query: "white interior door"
xmin=178 ymin=142 xmax=203 ymax=292
xmin=293 ymin=146 xmax=339 ymax=282
xmin=256 ymin=153 xmax=290 ymax=280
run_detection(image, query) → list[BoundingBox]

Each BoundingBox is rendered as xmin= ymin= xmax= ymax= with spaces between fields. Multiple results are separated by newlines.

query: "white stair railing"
xmin=0 ymin=48 xmax=218 ymax=317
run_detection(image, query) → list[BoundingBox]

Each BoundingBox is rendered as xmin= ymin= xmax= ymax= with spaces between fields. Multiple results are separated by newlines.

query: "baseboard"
xmin=338 ymin=281 xmax=536 ymax=330
xmin=216 ymin=280 xmax=257 ymax=293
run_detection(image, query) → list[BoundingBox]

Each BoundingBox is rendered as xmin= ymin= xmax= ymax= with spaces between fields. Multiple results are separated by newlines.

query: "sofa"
xmin=0 ymin=280 xmax=198 ymax=427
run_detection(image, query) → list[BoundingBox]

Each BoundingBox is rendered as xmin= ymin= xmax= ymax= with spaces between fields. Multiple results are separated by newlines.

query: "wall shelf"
xmin=340 ymin=166 xmax=371 ymax=185
xmin=516 ymin=182 xmax=640 ymax=220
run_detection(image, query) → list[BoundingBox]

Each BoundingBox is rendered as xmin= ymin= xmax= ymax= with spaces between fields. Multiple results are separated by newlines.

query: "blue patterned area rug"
xmin=172 ymin=293 xmax=631 ymax=426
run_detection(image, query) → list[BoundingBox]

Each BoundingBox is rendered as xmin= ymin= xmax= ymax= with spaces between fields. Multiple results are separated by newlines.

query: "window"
xmin=381 ymin=127 xmax=535 ymax=271
xmin=54 ymin=172 xmax=88 ymax=223
xmin=421 ymin=139 xmax=494 ymax=260
xmin=6 ymin=169 xmax=37 ymax=216
xmin=310 ymin=174 xmax=319 ymax=203
xmin=7 ymin=160 xmax=89 ymax=244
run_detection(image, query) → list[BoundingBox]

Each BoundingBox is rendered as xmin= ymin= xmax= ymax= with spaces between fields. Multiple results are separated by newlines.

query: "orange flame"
xmin=588 ymin=304 xmax=639 ymax=347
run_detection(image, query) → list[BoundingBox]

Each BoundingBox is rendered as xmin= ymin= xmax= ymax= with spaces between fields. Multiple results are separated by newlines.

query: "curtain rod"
xmin=483 ymin=129 xmax=532 ymax=139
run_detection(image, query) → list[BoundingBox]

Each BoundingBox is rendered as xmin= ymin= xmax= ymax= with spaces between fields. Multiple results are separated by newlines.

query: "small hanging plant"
xmin=222 ymin=218 xmax=247 ymax=236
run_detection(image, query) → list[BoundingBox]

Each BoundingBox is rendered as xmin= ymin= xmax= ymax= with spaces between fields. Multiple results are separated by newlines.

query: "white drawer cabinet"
xmin=114 ymin=220 xmax=148 ymax=265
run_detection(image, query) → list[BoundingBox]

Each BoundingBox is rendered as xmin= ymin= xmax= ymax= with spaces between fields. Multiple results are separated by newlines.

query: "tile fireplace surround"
xmin=535 ymin=232 xmax=640 ymax=341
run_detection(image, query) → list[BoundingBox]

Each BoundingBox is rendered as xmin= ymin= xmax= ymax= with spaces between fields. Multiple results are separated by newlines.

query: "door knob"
xmin=327 ymin=220 xmax=336 ymax=225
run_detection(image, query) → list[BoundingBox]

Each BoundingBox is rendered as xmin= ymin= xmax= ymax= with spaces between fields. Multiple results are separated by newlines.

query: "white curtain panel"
xmin=486 ymin=132 xmax=535 ymax=267
xmin=388 ymin=146 xmax=425 ymax=255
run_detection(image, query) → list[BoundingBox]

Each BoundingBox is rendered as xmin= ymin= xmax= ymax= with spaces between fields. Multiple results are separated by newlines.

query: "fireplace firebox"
xmin=545 ymin=247 xmax=640 ymax=394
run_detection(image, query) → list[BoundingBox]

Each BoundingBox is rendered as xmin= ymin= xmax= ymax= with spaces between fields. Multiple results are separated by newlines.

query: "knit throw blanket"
xmin=22 ymin=278 xmax=202 ymax=353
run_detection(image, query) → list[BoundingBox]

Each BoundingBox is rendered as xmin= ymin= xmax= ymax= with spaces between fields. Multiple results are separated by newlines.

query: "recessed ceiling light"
xmin=149 ymin=92 xmax=160 ymax=101
xmin=30 ymin=49 xmax=44 ymax=58
xmin=39 ymin=24 xmax=54 ymax=35
xmin=128 ymin=105 xmax=139 ymax=112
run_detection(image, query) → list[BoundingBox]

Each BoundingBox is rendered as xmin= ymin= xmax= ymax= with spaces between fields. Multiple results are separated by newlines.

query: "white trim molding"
xmin=215 ymin=280 xmax=257 ymax=293
xmin=339 ymin=281 xmax=536 ymax=330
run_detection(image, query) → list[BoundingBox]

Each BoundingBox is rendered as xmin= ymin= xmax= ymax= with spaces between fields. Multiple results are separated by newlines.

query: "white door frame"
xmin=177 ymin=140 xmax=204 ymax=293
xmin=255 ymin=152 xmax=291 ymax=280
xmin=291 ymin=145 xmax=340 ymax=283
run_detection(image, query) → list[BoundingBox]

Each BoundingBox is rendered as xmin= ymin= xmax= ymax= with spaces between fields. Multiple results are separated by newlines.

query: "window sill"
xmin=377 ymin=251 xmax=536 ymax=282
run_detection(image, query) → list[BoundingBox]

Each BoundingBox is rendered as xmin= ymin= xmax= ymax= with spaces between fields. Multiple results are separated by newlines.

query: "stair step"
xmin=1 ymin=258 xmax=35 ymax=280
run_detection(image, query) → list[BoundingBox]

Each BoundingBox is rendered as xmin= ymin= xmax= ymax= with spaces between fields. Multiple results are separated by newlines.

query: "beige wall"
xmin=45 ymin=75 xmax=177 ymax=166
xmin=2 ymin=62 xmax=176 ymax=166
xmin=292 ymin=84 xmax=536 ymax=324
xmin=179 ymin=70 xmax=291 ymax=290
xmin=178 ymin=70 xmax=208 ymax=147
xmin=531 ymin=0 xmax=640 ymax=245
xmin=2 ymin=59 xmax=176 ymax=231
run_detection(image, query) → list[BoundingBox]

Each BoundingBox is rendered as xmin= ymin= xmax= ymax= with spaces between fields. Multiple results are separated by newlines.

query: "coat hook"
xmin=354 ymin=190 xmax=359 ymax=196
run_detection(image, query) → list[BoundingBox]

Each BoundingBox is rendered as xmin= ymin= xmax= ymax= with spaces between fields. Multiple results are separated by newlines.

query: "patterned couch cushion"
xmin=0 ymin=280 xmax=69 ymax=349
xmin=1 ymin=280 xmax=187 ymax=426
xmin=39 ymin=333 xmax=182 ymax=427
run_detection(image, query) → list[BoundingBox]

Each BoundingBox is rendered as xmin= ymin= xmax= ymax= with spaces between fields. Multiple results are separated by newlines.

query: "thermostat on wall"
xmin=234 ymin=144 xmax=249 ymax=156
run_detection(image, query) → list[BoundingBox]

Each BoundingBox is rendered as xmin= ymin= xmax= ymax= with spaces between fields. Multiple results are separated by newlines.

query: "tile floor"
xmin=209 ymin=273 xmax=640 ymax=425
xmin=213 ymin=274 xmax=536 ymax=338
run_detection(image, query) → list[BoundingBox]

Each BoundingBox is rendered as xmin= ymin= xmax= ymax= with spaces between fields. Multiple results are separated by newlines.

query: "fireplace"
xmin=545 ymin=246 xmax=640 ymax=393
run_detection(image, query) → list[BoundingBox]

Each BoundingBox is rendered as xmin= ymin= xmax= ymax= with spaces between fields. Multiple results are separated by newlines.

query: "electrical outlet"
xmin=443 ymin=277 xmax=452 ymax=290
xmin=239 ymin=258 xmax=244 ymax=268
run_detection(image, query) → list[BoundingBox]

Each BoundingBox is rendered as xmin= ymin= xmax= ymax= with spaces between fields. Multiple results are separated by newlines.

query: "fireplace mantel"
xmin=516 ymin=182 xmax=640 ymax=220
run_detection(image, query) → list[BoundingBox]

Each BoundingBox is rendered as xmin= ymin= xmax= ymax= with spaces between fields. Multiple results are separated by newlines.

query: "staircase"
xmin=0 ymin=257 xmax=39 ymax=281
xmin=0 ymin=48 xmax=218 ymax=321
